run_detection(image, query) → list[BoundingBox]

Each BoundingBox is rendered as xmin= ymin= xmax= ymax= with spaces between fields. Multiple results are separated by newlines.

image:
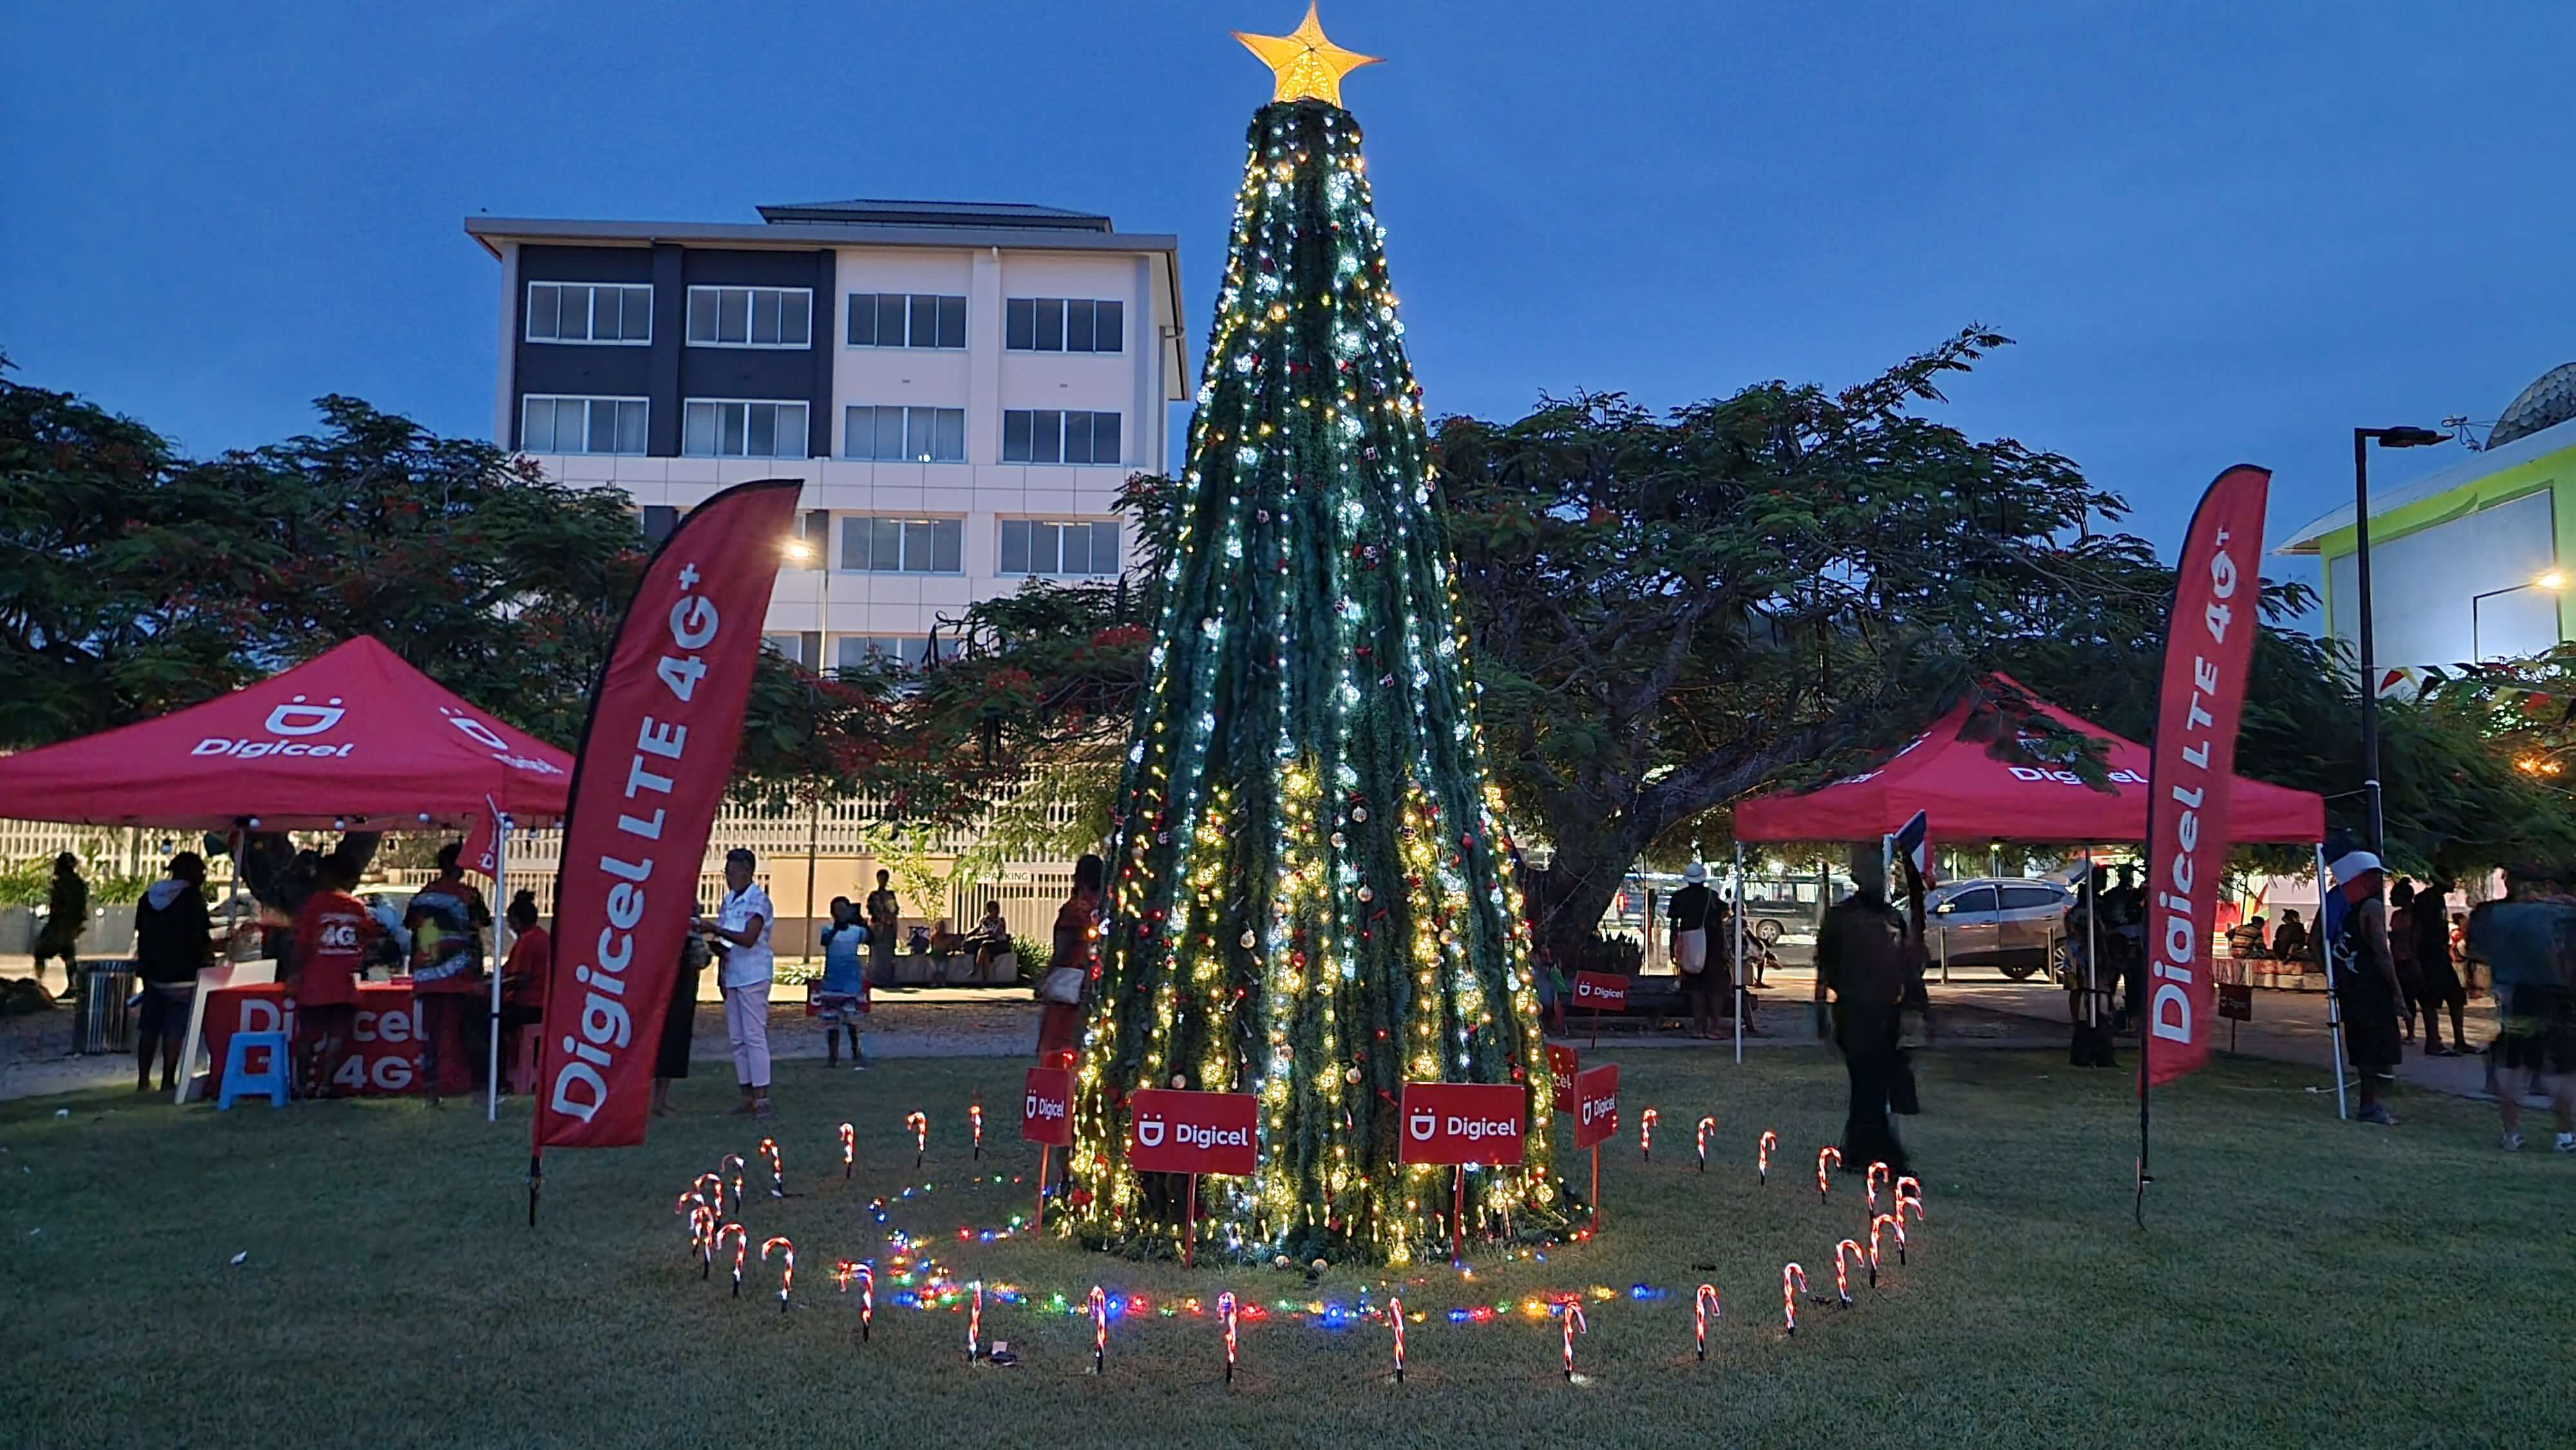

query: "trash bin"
xmin=75 ymin=965 xmax=136 ymax=1056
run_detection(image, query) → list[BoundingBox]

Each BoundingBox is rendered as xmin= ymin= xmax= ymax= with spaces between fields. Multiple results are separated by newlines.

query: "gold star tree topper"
xmin=1235 ymin=4 xmax=1380 ymax=108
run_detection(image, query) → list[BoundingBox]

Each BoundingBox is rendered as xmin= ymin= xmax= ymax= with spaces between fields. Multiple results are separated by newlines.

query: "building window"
xmin=839 ymin=517 xmax=963 ymax=574
xmin=1001 ymin=410 xmax=1121 ymax=465
xmin=844 ymin=405 xmax=965 ymax=463
xmin=527 ymin=283 xmax=652 ymax=343
xmin=522 ymin=395 xmax=647 ymax=455
xmin=762 ymin=632 xmax=822 ymax=668
xmin=640 ymin=505 xmax=680 ymax=543
xmin=682 ymin=399 xmax=810 ymax=458
xmin=847 ymin=293 xmax=967 ymax=349
xmin=1005 ymin=297 xmax=1123 ymax=353
xmin=685 ymin=286 xmax=813 ymax=348
xmin=833 ymin=635 xmax=963 ymax=673
xmin=1000 ymin=520 xmax=1121 ymax=577
xmin=788 ymin=509 xmax=828 ymax=568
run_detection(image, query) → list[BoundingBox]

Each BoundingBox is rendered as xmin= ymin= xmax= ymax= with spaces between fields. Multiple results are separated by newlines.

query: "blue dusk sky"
xmin=8 ymin=1 xmax=2575 ymax=599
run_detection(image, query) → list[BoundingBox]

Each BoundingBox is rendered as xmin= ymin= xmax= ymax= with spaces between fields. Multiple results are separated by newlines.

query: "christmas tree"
xmin=1069 ymin=7 xmax=1563 ymax=1266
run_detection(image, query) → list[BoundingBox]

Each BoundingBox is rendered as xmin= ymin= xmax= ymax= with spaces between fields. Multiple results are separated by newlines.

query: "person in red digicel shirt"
xmin=498 ymin=890 xmax=551 ymax=1088
xmin=290 ymin=857 xmax=377 ymax=1098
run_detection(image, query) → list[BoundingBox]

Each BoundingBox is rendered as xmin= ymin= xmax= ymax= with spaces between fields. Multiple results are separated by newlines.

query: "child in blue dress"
xmin=817 ymin=896 xmax=871 ymax=1070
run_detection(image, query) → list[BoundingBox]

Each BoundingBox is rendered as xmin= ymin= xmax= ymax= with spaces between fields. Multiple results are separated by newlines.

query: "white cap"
xmin=1683 ymin=862 xmax=1707 ymax=883
xmin=2327 ymin=850 xmax=2383 ymax=885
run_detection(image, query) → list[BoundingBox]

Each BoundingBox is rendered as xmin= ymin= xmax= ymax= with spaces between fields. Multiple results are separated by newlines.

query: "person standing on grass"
xmin=1669 ymin=862 xmax=1720 ymax=1039
xmin=816 ymin=896 xmax=870 ymax=1070
xmin=496 ymin=890 xmax=551 ymax=1087
xmin=2387 ymin=880 xmax=2424 ymax=1046
xmin=2327 ymin=851 xmax=2404 ymax=1125
xmin=2409 ymin=878 xmax=2467 ymax=1056
xmin=405 ymin=843 xmax=491 ymax=1109
xmin=2465 ymin=864 xmax=2576 ymax=1153
xmin=1817 ymin=847 xmax=1910 ymax=1175
xmin=694 ymin=849 xmax=776 ymax=1119
xmin=866 ymin=869 xmax=901 ymax=988
xmin=131 ymin=852 xmax=213 ymax=1095
xmin=650 ymin=929 xmax=711 ymax=1118
xmin=289 ymin=856 xmax=374 ymax=1098
xmin=33 ymin=853 xmax=87 ymax=1006
xmin=1037 ymin=854 xmax=1104 ymax=1070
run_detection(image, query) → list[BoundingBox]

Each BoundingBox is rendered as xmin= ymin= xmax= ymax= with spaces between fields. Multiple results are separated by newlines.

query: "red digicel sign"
xmin=1546 ymin=1044 xmax=1580 ymax=1113
xmin=1398 ymin=1082 xmax=1530 ymax=1165
xmin=1128 ymin=1088 xmax=1260 ymax=1176
xmin=1570 ymin=971 xmax=1628 ymax=1011
xmin=1023 ymin=1067 xmax=1074 ymax=1147
xmin=1571 ymin=1064 xmax=1621 ymax=1149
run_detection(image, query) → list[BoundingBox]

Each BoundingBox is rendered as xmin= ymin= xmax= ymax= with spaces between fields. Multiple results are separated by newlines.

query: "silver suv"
xmin=1925 ymin=877 xmax=2070 ymax=980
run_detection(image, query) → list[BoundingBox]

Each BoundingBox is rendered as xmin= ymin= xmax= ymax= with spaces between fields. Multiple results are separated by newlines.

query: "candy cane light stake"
xmin=1090 ymin=1286 xmax=1108 ymax=1375
xmin=1757 ymin=1130 xmax=1777 ymax=1185
xmin=762 ymin=1236 xmax=794 ymax=1313
xmin=967 ymin=1280 xmax=983 ymax=1362
xmin=1866 ymin=1160 xmax=1891 ymax=1219
xmin=1639 ymin=1108 xmax=1658 ymax=1163
xmin=1816 ymin=1145 xmax=1842 ymax=1203
xmin=1868 ymin=1214 xmax=1901 ymax=1284
xmin=971 ymin=1099 xmax=984 ymax=1161
xmin=759 ymin=1137 xmax=784 ymax=1198
xmin=719 ymin=1155 xmax=745 ymax=1216
xmin=1389 ymin=1295 xmax=1406 ymax=1383
xmin=1833 ymin=1240 xmax=1864 ymax=1307
xmin=719 ymin=1223 xmax=748 ymax=1299
xmin=1217 ymin=1291 xmax=1239 ymax=1384
xmin=1560 ymin=1300 xmax=1587 ymax=1382
xmin=838 ymin=1122 xmax=855 ymax=1182
xmin=1895 ymin=1175 xmax=1926 ymax=1228
xmin=1781 ymin=1264 xmax=1806 ymax=1335
xmin=689 ymin=1205 xmax=715 ymax=1279
xmin=1696 ymin=1116 xmax=1715 ymax=1174
xmin=1694 ymin=1283 xmax=1721 ymax=1362
xmin=907 ymin=1111 xmax=929 ymax=1170
xmin=836 ymin=1260 xmax=873 ymax=1341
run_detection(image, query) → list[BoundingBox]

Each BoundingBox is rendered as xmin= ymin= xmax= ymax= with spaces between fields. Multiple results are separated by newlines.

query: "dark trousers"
xmin=1835 ymin=1007 xmax=1909 ymax=1174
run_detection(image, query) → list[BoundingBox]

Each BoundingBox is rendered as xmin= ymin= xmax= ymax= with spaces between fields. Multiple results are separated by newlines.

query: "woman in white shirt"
xmin=693 ymin=848 xmax=776 ymax=1120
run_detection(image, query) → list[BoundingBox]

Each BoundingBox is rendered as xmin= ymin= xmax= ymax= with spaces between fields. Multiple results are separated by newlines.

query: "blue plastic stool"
xmin=217 ymin=1030 xmax=290 ymax=1109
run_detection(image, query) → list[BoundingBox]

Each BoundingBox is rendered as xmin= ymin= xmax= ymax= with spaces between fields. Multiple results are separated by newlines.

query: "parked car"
xmin=1924 ymin=877 xmax=2070 ymax=979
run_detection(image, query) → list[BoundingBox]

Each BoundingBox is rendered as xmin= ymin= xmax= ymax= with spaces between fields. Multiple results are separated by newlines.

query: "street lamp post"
xmin=2350 ymin=425 xmax=2452 ymax=858
xmin=2470 ymin=570 xmax=2568 ymax=661
xmin=786 ymin=535 xmax=829 ymax=964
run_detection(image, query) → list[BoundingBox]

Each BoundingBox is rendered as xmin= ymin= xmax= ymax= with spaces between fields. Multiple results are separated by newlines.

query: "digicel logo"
xmin=1173 ymin=1123 xmax=1250 ymax=1149
xmin=1137 ymin=1113 xmax=1165 ymax=1148
xmin=1025 ymin=1094 xmax=1066 ymax=1121
xmin=1408 ymin=1108 xmax=1437 ymax=1141
xmin=1581 ymin=1095 xmax=1616 ymax=1124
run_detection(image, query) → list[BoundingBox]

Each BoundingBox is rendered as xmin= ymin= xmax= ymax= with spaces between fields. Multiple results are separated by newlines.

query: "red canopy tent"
xmin=1734 ymin=675 xmax=2324 ymax=845
xmin=0 ymin=636 xmax=572 ymax=830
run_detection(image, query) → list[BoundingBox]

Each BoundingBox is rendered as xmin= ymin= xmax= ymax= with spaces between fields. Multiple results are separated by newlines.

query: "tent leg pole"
xmin=489 ymin=819 xmax=510 ymax=1124
xmin=2316 ymin=844 xmax=2346 ymax=1120
xmin=1732 ymin=842 xmax=1745 ymax=1066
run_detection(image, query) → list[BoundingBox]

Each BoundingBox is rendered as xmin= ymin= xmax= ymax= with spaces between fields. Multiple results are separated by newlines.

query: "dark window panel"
xmin=1005 ymin=297 xmax=1035 ymax=350
xmin=936 ymin=295 xmax=967 ymax=348
xmin=848 ymin=293 xmax=876 ymax=346
xmin=1066 ymin=298 xmax=1095 ymax=353
xmin=1095 ymin=299 xmax=1122 ymax=353
xmin=1035 ymin=298 xmax=1064 ymax=352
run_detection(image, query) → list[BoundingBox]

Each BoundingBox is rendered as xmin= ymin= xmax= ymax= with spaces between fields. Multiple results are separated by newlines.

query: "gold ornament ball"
xmin=1344 ymin=1065 xmax=1363 ymax=1084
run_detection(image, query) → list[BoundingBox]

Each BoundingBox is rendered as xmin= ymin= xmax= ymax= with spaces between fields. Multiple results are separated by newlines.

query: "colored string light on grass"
xmin=1090 ymin=1286 xmax=1108 ymax=1374
xmin=1868 ymin=1214 xmax=1901 ymax=1283
xmin=1816 ymin=1145 xmax=1841 ymax=1201
xmin=1757 ymin=1130 xmax=1777 ymax=1185
xmin=719 ymin=1223 xmax=748 ymax=1298
xmin=1866 ymin=1160 xmax=1890 ymax=1219
xmin=1694 ymin=1283 xmax=1720 ymax=1361
xmin=1638 ymin=1108 xmax=1657 ymax=1162
xmin=1217 ymin=1291 xmax=1239 ymax=1383
xmin=1389 ymin=1295 xmax=1406 ymax=1382
xmin=762 ymin=1236 xmax=794 ymax=1313
xmin=1559 ymin=1299 xmax=1587 ymax=1381
xmin=1781 ymin=1264 xmax=1806 ymax=1335
xmin=760 ymin=1137 xmax=784 ymax=1198
xmin=1833 ymin=1240 xmax=1864 ymax=1306
xmin=1696 ymin=1116 xmax=1715 ymax=1173
xmin=907 ymin=1112 xmax=929 ymax=1169
xmin=840 ymin=1123 xmax=855 ymax=1182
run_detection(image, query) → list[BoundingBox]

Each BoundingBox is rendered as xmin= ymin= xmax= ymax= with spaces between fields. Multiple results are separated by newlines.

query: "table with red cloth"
xmin=202 ymin=981 xmax=473 ymax=1098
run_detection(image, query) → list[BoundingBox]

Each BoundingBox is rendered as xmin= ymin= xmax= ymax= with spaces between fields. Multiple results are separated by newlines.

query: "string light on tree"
xmin=1069 ymin=6 xmax=1562 ymax=1265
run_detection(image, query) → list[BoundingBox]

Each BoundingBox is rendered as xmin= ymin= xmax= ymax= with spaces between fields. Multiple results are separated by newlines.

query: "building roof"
xmin=464 ymin=214 xmax=1173 ymax=258
xmin=753 ymin=198 xmax=1114 ymax=232
xmin=2274 ymin=411 xmax=2576 ymax=554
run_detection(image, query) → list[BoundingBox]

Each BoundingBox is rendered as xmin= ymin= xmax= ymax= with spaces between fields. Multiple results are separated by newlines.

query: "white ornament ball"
xmin=1240 ymin=930 xmax=1258 ymax=949
xmin=1351 ymin=806 xmax=1368 ymax=823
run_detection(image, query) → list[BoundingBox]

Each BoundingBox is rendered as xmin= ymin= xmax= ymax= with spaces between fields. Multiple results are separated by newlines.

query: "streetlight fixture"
xmin=2471 ymin=569 xmax=2568 ymax=660
xmin=2351 ymin=425 xmax=2454 ymax=858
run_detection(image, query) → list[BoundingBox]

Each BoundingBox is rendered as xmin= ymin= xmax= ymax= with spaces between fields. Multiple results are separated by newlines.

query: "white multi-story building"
xmin=464 ymin=199 xmax=1190 ymax=943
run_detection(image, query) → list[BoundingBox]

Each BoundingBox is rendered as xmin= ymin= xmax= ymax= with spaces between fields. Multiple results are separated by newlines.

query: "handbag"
xmin=1036 ymin=965 xmax=1087 ymax=1005
xmin=1674 ymin=927 xmax=1709 ymax=974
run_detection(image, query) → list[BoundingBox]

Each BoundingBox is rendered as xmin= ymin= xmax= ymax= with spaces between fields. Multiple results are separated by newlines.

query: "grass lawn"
xmin=3 ymin=1045 xmax=2570 ymax=1449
